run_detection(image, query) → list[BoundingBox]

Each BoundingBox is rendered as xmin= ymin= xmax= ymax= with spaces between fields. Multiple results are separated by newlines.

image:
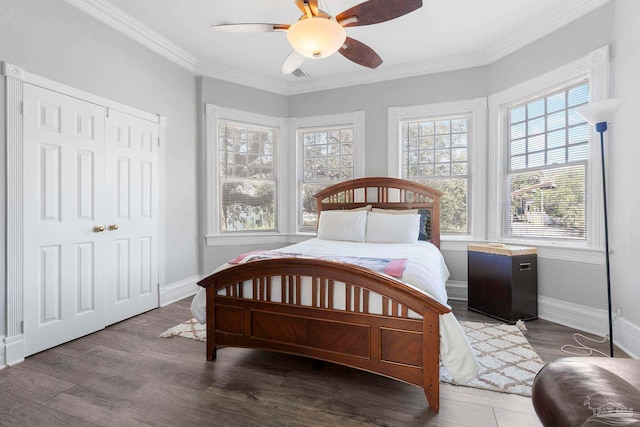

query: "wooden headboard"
xmin=313 ymin=177 xmax=443 ymax=249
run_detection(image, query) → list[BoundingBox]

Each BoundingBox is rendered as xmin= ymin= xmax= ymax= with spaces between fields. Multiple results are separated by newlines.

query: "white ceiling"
xmin=66 ymin=0 xmax=610 ymax=94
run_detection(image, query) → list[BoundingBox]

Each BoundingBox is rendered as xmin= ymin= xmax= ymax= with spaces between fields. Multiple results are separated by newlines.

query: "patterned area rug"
xmin=440 ymin=320 xmax=545 ymax=396
xmin=161 ymin=319 xmax=545 ymax=396
xmin=160 ymin=318 xmax=206 ymax=341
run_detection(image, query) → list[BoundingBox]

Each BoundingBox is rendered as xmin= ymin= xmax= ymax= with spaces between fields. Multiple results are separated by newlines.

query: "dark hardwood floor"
xmin=449 ymin=300 xmax=627 ymax=362
xmin=0 ymin=298 xmax=625 ymax=427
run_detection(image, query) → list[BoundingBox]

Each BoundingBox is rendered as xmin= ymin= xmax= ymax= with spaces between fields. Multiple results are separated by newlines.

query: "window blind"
xmin=505 ymin=81 xmax=589 ymax=240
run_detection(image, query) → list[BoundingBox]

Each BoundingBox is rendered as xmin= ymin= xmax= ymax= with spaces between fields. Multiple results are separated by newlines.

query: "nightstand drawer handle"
xmin=519 ymin=263 xmax=531 ymax=271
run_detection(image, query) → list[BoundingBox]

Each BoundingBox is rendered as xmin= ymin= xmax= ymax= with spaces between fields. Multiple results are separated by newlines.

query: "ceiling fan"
xmin=211 ymin=0 xmax=423 ymax=74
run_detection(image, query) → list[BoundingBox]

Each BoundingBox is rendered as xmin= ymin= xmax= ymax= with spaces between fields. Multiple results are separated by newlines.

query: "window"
xmin=388 ymin=99 xmax=487 ymax=239
xmin=400 ymin=115 xmax=471 ymax=234
xmin=300 ymin=126 xmax=355 ymax=228
xmin=218 ymin=120 xmax=277 ymax=232
xmin=204 ymin=104 xmax=286 ymax=242
xmin=488 ymin=45 xmax=611 ymax=260
xmin=292 ymin=112 xmax=365 ymax=232
xmin=505 ymin=81 xmax=590 ymax=240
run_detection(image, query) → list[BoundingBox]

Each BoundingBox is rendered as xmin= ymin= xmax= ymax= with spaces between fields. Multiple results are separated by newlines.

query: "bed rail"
xmin=198 ymin=258 xmax=450 ymax=412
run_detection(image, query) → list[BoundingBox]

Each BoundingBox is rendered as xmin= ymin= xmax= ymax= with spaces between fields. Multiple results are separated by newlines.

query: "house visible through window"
xmin=505 ymin=80 xmax=589 ymax=240
xmin=300 ymin=125 xmax=355 ymax=229
xmin=218 ymin=120 xmax=277 ymax=232
xmin=401 ymin=115 xmax=471 ymax=234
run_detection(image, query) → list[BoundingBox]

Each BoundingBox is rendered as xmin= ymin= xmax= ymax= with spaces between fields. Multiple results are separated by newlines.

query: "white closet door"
xmin=23 ymin=84 xmax=107 ymax=356
xmin=104 ymin=109 xmax=159 ymax=325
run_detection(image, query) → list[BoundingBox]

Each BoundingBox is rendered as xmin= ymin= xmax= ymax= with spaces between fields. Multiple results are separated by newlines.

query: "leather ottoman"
xmin=532 ymin=357 xmax=640 ymax=426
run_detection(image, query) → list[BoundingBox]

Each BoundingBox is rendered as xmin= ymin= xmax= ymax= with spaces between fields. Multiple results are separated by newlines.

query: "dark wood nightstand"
xmin=467 ymin=244 xmax=538 ymax=324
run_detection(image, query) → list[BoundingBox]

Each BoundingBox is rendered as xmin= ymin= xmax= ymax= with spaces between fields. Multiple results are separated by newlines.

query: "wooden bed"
xmin=197 ymin=177 xmax=450 ymax=412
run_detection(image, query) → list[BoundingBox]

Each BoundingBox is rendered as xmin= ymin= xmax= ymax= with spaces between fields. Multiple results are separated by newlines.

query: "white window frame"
xmin=204 ymin=104 xmax=288 ymax=246
xmin=388 ymin=98 xmax=487 ymax=244
xmin=289 ymin=111 xmax=365 ymax=234
xmin=487 ymin=46 xmax=611 ymax=264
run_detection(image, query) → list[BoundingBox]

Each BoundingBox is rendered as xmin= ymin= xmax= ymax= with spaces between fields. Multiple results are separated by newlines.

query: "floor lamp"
xmin=576 ymin=98 xmax=623 ymax=358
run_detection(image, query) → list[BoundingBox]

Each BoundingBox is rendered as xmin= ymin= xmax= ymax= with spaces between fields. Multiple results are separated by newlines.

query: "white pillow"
xmin=365 ymin=212 xmax=420 ymax=243
xmin=317 ymin=210 xmax=367 ymax=242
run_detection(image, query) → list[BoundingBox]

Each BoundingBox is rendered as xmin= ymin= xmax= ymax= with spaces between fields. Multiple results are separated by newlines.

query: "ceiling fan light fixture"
xmin=286 ymin=17 xmax=346 ymax=59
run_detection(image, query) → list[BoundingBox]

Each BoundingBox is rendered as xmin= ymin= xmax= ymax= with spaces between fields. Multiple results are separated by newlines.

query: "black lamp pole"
xmin=596 ymin=121 xmax=614 ymax=358
xmin=577 ymin=98 xmax=621 ymax=358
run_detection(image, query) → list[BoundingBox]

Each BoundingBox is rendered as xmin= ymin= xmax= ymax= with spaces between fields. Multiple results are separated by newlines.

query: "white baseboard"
xmin=445 ymin=282 xmax=639 ymax=358
xmin=159 ymin=275 xmax=203 ymax=307
xmin=615 ymin=317 xmax=640 ymax=359
xmin=537 ymin=295 xmax=609 ymax=337
xmin=539 ymin=297 xmax=639 ymax=358
xmin=446 ymin=280 xmax=468 ymax=301
xmin=0 ymin=338 xmax=5 ymax=370
xmin=0 ymin=278 xmax=203 ymax=368
xmin=4 ymin=335 xmax=25 ymax=366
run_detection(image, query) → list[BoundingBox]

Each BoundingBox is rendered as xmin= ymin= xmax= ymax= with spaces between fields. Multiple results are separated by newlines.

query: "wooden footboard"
xmin=197 ymin=258 xmax=451 ymax=413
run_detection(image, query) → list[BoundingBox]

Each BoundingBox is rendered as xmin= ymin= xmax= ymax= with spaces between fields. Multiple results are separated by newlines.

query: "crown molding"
xmin=485 ymin=0 xmax=612 ymax=63
xmin=195 ymin=62 xmax=289 ymax=96
xmin=285 ymin=51 xmax=489 ymax=95
xmin=62 ymin=0 xmax=198 ymax=71
xmin=196 ymin=50 xmax=488 ymax=96
xmin=66 ymin=0 xmax=613 ymax=96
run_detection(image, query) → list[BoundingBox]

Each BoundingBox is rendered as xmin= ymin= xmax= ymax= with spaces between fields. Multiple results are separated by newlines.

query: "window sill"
xmin=206 ymin=234 xmax=604 ymax=265
xmin=501 ymin=239 xmax=604 ymax=265
xmin=440 ymin=237 xmax=604 ymax=265
xmin=205 ymin=233 xmax=313 ymax=247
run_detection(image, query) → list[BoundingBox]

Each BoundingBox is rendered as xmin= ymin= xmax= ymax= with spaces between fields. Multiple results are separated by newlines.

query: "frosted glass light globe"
xmin=287 ymin=17 xmax=346 ymax=59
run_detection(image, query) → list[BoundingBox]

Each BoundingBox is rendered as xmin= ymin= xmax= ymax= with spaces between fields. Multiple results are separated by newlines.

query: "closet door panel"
xmin=104 ymin=110 xmax=159 ymax=325
xmin=23 ymin=84 xmax=106 ymax=356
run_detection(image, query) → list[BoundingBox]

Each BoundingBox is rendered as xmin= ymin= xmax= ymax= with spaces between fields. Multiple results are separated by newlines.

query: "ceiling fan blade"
xmin=338 ymin=37 xmax=383 ymax=69
xmin=211 ymin=23 xmax=289 ymax=33
xmin=336 ymin=0 xmax=422 ymax=27
xmin=281 ymin=50 xmax=306 ymax=75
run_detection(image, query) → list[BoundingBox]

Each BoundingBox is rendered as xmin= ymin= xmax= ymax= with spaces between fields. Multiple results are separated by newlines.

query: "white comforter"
xmin=191 ymin=238 xmax=479 ymax=384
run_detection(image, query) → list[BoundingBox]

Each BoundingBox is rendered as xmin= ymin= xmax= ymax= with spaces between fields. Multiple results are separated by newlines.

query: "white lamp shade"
xmin=286 ymin=17 xmax=346 ymax=59
xmin=575 ymin=98 xmax=623 ymax=125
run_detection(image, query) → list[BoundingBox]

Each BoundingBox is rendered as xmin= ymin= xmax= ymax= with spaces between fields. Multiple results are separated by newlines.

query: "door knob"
xmin=108 ymin=224 xmax=119 ymax=231
xmin=93 ymin=225 xmax=105 ymax=233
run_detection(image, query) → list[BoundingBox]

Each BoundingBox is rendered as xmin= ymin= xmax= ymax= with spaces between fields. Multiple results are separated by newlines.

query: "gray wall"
xmin=612 ymin=0 xmax=640 ymax=329
xmin=288 ymin=68 xmax=488 ymax=176
xmin=486 ymin=2 xmax=616 ymax=94
xmin=198 ymin=76 xmax=289 ymax=273
xmin=200 ymin=77 xmax=288 ymax=118
xmin=0 ymin=0 xmax=200 ymax=342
